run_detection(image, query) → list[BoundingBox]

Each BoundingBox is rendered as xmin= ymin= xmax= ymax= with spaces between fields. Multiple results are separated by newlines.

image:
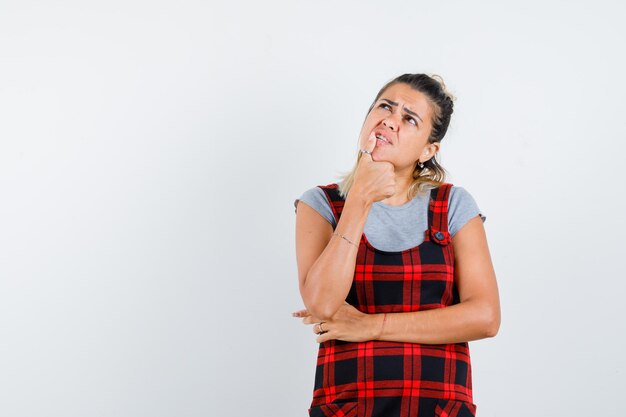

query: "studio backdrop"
xmin=1 ymin=1 xmax=624 ymax=416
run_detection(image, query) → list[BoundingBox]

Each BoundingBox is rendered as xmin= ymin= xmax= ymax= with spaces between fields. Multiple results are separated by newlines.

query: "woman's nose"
xmin=382 ymin=118 xmax=397 ymax=131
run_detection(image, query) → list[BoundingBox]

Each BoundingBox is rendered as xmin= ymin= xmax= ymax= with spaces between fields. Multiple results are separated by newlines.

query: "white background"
xmin=1 ymin=1 xmax=625 ymax=416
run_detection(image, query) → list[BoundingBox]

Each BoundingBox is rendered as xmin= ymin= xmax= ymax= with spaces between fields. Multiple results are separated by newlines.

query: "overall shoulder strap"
xmin=318 ymin=183 xmax=344 ymax=227
xmin=427 ymin=183 xmax=453 ymax=245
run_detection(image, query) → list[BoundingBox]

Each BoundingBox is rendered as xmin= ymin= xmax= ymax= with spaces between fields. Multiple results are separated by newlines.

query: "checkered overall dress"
xmin=308 ymin=183 xmax=476 ymax=417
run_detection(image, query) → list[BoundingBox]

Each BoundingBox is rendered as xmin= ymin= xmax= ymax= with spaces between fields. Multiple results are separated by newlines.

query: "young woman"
xmin=293 ymin=74 xmax=500 ymax=417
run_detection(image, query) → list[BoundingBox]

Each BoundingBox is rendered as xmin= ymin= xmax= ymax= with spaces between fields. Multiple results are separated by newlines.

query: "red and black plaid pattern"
xmin=308 ymin=183 xmax=476 ymax=417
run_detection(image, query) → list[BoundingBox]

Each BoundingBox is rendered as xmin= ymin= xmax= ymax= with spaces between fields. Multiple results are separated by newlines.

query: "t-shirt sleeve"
xmin=448 ymin=186 xmax=486 ymax=237
xmin=293 ymin=187 xmax=337 ymax=228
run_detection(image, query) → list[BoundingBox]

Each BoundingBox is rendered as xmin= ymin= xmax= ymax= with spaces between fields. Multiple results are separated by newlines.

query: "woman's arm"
xmin=296 ymin=137 xmax=396 ymax=321
xmin=295 ymin=194 xmax=371 ymax=321
xmin=298 ymin=215 xmax=501 ymax=344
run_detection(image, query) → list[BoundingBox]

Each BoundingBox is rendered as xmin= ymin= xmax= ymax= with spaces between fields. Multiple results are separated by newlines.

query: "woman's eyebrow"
xmin=380 ymin=98 xmax=423 ymax=123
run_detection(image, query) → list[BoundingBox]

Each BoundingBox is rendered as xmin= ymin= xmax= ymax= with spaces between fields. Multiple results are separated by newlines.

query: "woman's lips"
xmin=373 ymin=129 xmax=393 ymax=144
xmin=374 ymin=133 xmax=390 ymax=146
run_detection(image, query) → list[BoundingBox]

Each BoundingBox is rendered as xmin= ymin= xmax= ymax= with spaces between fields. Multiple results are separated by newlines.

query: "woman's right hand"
xmin=351 ymin=136 xmax=396 ymax=204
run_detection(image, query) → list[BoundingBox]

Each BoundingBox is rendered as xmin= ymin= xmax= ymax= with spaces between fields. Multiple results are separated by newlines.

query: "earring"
xmin=418 ymin=161 xmax=424 ymax=169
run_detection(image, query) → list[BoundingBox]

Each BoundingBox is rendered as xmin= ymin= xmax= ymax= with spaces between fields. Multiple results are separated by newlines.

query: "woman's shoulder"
xmin=293 ymin=183 xmax=337 ymax=227
xmin=295 ymin=184 xmax=328 ymax=209
xmin=447 ymin=184 xmax=487 ymax=236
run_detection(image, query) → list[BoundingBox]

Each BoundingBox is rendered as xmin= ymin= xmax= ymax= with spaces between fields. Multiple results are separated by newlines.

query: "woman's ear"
xmin=422 ymin=142 xmax=440 ymax=159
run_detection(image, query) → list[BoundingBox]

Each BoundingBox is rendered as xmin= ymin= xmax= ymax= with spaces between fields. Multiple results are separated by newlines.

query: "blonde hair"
xmin=338 ymin=73 xmax=456 ymax=200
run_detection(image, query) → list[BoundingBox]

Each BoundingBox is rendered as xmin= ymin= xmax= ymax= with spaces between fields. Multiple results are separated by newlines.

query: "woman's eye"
xmin=406 ymin=116 xmax=417 ymax=126
xmin=379 ymin=103 xmax=391 ymax=111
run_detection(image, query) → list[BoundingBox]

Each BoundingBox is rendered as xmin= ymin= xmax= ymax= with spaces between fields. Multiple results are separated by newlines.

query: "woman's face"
xmin=358 ymin=83 xmax=439 ymax=172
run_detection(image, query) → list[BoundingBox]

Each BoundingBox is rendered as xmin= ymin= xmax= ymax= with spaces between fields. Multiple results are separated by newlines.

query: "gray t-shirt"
xmin=294 ymin=183 xmax=486 ymax=252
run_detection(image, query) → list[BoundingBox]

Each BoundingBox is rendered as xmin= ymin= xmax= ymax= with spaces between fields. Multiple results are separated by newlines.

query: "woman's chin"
xmin=371 ymin=147 xmax=389 ymax=160
xmin=371 ymin=153 xmax=392 ymax=165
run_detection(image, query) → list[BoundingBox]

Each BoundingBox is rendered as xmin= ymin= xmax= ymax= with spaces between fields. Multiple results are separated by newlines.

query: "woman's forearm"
xmin=302 ymin=193 xmax=371 ymax=320
xmin=370 ymin=299 xmax=500 ymax=344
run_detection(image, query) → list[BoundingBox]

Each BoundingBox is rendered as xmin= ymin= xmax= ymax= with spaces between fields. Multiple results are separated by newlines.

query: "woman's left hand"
xmin=293 ymin=303 xmax=381 ymax=343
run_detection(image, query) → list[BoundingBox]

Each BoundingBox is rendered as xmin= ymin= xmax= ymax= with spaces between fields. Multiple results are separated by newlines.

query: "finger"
xmin=303 ymin=316 xmax=325 ymax=325
xmin=292 ymin=309 xmax=310 ymax=318
xmin=359 ymin=132 xmax=376 ymax=160
xmin=316 ymin=331 xmax=333 ymax=344
xmin=311 ymin=323 xmax=329 ymax=334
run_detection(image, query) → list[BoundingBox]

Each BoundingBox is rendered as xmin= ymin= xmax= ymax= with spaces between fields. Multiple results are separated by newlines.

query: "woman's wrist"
xmin=368 ymin=313 xmax=388 ymax=340
xmin=346 ymin=186 xmax=373 ymax=208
